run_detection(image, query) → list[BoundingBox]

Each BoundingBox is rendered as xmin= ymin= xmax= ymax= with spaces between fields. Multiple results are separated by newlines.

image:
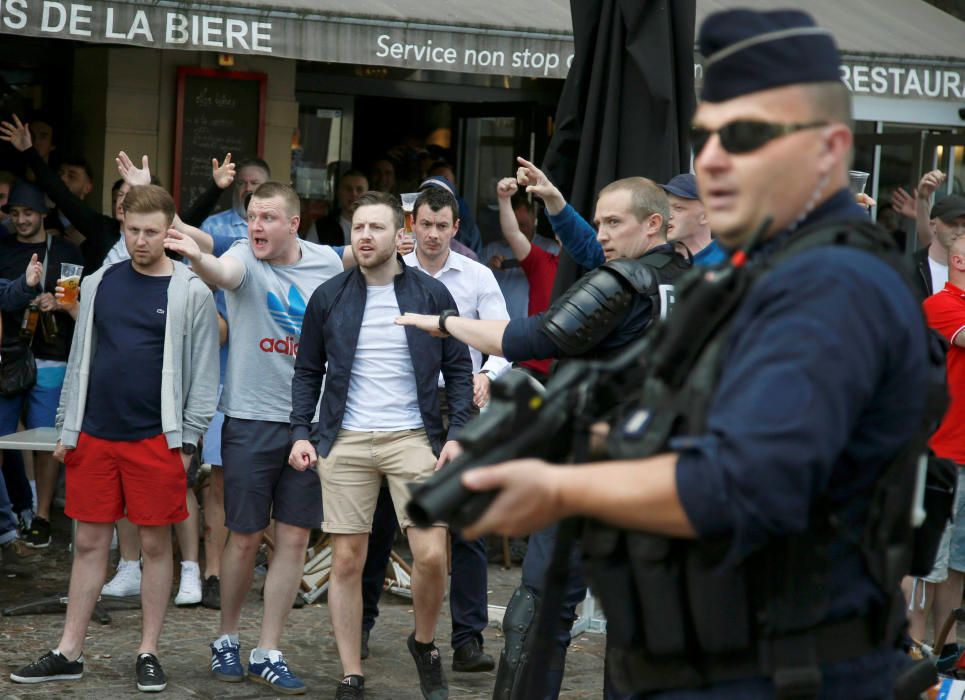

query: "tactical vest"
xmin=582 ymin=220 xmax=948 ymax=698
xmin=541 ymin=246 xmax=691 ymax=358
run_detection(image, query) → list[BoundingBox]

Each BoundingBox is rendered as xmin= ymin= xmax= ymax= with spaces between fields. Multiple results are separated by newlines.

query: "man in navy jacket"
xmin=289 ymin=190 xmax=471 ymax=700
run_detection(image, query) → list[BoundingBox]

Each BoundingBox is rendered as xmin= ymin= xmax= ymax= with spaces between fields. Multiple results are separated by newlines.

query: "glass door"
xmin=452 ymin=102 xmax=551 ymax=247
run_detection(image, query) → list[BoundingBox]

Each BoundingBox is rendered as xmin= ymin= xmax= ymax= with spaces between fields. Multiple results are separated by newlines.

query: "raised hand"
xmin=0 ymin=114 xmax=32 ymax=152
xmin=116 ymin=151 xmax=152 ymax=186
xmin=515 ymin=156 xmax=565 ymax=214
xmin=918 ymin=169 xmax=946 ymax=200
xmin=891 ymin=186 xmax=916 ymax=219
xmin=163 ymin=227 xmax=202 ymax=262
xmin=497 ymin=177 xmax=518 ymax=200
xmin=24 ymin=253 xmax=42 ymax=287
xmin=212 ymin=153 xmax=236 ymax=189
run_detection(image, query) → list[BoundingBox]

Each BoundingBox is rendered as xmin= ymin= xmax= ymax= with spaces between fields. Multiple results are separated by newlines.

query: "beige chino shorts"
xmin=319 ymin=428 xmax=442 ymax=534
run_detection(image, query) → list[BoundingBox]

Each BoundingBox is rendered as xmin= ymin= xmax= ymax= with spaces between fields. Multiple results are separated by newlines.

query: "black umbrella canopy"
xmin=544 ymin=0 xmax=696 ymax=296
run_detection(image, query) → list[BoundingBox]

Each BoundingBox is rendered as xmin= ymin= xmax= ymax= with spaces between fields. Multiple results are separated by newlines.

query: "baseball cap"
xmin=660 ymin=174 xmax=699 ymax=200
xmin=1 ymin=181 xmax=47 ymax=214
xmin=931 ymin=194 xmax=965 ymax=222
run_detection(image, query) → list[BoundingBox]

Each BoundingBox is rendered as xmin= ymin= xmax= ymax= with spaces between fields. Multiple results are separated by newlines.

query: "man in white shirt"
xmin=360 ymin=187 xmax=509 ymax=671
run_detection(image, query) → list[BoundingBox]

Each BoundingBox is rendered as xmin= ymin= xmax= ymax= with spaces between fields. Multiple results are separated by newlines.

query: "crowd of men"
xmin=0 ymin=6 xmax=962 ymax=700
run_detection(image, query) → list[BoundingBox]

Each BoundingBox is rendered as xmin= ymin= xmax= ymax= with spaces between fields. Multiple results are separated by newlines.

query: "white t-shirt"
xmin=219 ymin=238 xmax=343 ymax=422
xmin=341 ymin=283 xmax=423 ymax=431
xmin=929 ymin=256 xmax=949 ymax=294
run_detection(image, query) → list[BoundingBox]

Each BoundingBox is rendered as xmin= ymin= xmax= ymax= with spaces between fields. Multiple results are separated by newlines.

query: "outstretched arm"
xmin=164 ymin=228 xmax=244 ymax=290
xmin=395 ymin=313 xmax=508 ymax=357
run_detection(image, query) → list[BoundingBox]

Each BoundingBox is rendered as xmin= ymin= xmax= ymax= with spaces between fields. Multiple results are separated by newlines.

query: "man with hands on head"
xmin=10 ymin=184 xmax=218 ymax=693
xmin=289 ymin=191 xmax=472 ymax=700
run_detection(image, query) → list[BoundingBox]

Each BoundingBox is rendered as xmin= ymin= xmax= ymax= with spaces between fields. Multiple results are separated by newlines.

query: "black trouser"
xmin=1 ymin=450 xmax=31 ymax=515
xmin=521 ymin=523 xmax=639 ymax=700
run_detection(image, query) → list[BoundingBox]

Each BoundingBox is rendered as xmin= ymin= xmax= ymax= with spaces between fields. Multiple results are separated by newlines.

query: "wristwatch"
xmin=438 ymin=309 xmax=459 ymax=335
xmin=181 ymin=442 xmax=197 ymax=455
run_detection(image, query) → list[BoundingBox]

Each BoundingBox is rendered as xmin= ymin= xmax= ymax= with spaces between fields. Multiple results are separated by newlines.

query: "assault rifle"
xmin=405 ymin=330 xmax=654 ymax=530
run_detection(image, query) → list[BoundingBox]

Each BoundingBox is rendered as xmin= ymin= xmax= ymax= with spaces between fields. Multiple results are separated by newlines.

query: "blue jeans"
xmin=0 ymin=466 xmax=19 ymax=544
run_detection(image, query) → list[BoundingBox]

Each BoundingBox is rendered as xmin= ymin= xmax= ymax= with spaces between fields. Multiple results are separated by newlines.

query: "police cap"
xmin=698 ymin=9 xmax=841 ymax=103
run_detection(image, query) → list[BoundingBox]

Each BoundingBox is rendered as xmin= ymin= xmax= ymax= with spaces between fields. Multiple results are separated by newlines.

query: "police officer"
xmin=396 ymin=175 xmax=690 ymax=699
xmin=454 ymin=9 xmax=937 ymax=700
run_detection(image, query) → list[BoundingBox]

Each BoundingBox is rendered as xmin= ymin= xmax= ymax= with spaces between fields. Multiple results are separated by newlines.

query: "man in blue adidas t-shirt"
xmin=166 ymin=181 xmax=350 ymax=695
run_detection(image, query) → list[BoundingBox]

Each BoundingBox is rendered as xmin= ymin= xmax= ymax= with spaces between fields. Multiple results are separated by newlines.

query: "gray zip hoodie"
xmin=56 ymin=260 xmax=219 ymax=449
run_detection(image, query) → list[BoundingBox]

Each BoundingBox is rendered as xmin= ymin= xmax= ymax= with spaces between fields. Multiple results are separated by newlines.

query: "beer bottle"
xmin=20 ymin=303 xmax=39 ymax=341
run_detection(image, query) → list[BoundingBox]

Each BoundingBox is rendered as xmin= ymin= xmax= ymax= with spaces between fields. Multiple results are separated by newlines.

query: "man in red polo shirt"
xmin=917 ymin=233 xmax=965 ymax=667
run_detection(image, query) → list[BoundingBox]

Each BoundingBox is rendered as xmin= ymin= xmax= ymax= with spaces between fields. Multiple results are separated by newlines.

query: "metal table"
xmin=0 ymin=428 xmax=139 ymax=622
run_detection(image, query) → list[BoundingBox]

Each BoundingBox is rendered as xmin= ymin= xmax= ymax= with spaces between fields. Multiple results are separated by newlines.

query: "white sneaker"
xmin=101 ymin=559 xmax=141 ymax=597
xmin=175 ymin=561 xmax=202 ymax=606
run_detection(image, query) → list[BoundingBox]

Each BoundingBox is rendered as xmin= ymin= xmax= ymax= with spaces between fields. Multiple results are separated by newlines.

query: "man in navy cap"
xmin=453 ymin=8 xmax=937 ymax=699
xmin=660 ymin=173 xmax=726 ymax=266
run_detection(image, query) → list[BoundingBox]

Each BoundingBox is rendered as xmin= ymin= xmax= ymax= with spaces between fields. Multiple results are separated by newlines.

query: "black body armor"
xmin=540 ymin=248 xmax=690 ymax=356
xmin=584 ymin=221 xmax=949 ymax=697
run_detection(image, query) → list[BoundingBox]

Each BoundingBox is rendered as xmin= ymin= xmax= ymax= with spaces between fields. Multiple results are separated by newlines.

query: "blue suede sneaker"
xmin=209 ymin=637 xmax=244 ymax=682
xmin=248 ymin=651 xmax=306 ymax=695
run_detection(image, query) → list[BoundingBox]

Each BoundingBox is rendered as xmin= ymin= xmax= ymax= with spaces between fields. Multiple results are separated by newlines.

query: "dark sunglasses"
xmin=690 ymin=120 xmax=829 ymax=156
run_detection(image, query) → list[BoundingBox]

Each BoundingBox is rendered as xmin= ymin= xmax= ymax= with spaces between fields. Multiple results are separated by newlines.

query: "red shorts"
xmin=65 ymin=432 xmax=188 ymax=526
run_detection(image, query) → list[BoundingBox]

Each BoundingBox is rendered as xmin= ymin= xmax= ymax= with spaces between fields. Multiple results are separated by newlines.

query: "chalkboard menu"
xmin=173 ymin=67 xmax=266 ymax=211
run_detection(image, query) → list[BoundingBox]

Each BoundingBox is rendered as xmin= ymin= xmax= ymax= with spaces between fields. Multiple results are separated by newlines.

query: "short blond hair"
xmin=122 ymin=184 xmax=176 ymax=226
xmin=597 ymin=177 xmax=669 ymax=236
xmin=251 ymin=181 xmax=300 ymax=218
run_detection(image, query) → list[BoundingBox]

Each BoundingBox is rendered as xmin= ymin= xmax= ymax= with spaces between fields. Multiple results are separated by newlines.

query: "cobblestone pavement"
xmin=0 ymin=512 xmax=606 ymax=699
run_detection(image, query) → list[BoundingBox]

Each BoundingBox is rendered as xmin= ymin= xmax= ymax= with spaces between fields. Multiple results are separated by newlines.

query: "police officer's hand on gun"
xmin=459 ymin=458 xmax=563 ymax=539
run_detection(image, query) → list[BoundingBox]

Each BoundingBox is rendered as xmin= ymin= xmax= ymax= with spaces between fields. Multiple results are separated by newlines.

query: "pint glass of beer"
xmin=400 ymin=192 xmax=419 ymax=236
xmin=58 ymin=263 xmax=84 ymax=305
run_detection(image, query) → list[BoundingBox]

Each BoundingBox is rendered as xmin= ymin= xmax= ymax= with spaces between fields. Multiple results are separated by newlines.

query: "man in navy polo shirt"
xmin=11 ymin=184 xmax=218 ymax=692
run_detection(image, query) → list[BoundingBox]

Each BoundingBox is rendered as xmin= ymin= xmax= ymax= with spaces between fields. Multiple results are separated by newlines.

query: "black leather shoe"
xmin=451 ymin=639 xmax=494 ymax=672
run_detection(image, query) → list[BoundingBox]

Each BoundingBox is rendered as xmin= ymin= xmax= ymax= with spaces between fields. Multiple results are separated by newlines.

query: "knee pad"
xmin=493 ymin=585 xmax=539 ymax=700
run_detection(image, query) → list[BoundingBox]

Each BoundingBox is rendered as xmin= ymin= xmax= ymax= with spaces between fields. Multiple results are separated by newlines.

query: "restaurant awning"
xmin=0 ymin=0 xmax=576 ymax=79
xmin=0 ymin=0 xmax=962 ymax=91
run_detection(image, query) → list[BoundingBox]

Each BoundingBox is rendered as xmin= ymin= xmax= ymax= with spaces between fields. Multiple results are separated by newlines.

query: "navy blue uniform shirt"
xmin=83 ymin=261 xmax=170 ymax=441
xmin=661 ymin=190 xmax=928 ymax=698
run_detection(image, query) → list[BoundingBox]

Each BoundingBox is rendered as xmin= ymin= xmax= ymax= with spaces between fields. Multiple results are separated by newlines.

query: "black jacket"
xmin=290 ymin=255 xmax=473 ymax=457
xmin=913 ymin=246 xmax=935 ymax=301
